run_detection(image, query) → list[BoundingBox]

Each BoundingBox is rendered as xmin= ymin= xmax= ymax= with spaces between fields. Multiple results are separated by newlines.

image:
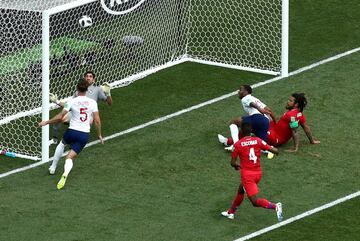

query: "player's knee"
xmin=250 ymin=200 xmax=257 ymax=207
xmin=248 ymin=196 xmax=258 ymax=206
xmin=238 ymin=186 xmax=245 ymax=194
xmin=230 ymin=118 xmax=242 ymax=127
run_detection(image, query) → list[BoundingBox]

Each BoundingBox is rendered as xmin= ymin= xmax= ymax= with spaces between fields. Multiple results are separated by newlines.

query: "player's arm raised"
xmin=93 ymin=111 xmax=104 ymax=144
xmin=101 ymin=83 xmax=113 ymax=106
xmin=50 ymin=93 xmax=66 ymax=107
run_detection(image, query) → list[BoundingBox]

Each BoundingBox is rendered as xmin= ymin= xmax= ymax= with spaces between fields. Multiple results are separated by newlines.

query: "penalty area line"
xmin=234 ymin=191 xmax=360 ymax=241
xmin=0 ymin=47 xmax=360 ymax=179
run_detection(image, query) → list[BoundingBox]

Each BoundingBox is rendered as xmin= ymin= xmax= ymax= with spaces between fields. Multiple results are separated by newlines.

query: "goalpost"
xmin=0 ymin=0 xmax=288 ymax=162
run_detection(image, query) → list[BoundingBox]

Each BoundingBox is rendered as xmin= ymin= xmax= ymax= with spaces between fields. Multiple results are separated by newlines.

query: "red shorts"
xmin=241 ymin=171 xmax=262 ymax=197
xmin=267 ymin=121 xmax=280 ymax=146
xmin=267 ymin=121 xmax=288 ymax=146
xmin=267 ymin=129 xmax=280 ymax=146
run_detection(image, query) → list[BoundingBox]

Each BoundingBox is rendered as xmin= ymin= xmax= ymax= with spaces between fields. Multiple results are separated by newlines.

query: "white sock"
xmin=229 ymin=124 xmax=239 ymax=143
xmin=51 ymin=142 xmax=65 ymax=169
xmin=63 ymin=159 xmax=73 ymax=177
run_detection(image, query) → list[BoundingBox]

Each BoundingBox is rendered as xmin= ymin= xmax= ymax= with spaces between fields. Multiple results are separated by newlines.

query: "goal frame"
xmin=38 ymin=0 xmax=289 ymax=163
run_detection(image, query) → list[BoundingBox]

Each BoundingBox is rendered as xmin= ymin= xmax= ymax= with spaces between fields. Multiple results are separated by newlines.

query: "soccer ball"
xmin=79 ymin=15 xmax=93 ymax=28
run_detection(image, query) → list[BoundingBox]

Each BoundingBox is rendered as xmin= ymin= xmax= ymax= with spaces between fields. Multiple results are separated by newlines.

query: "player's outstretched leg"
xmin=57 ymin=158 xmax=73 ymax=189
xmin=50 ymin=123 xmax=61 ymax=145
xmin=49 ymin=141 xmax=65 ymax=175
xmin=229 ymin=124 xmax=239 ymax=143
xmin=57 ymin=175 xmax=67 ymax=190
xmin=250 ymin=196 xmax=283 ymax=221
xmin=276 ymin=202 xmax=283 ymax=221
xmin=224 ymin=145 xmax=235 ymax=152
xmin=217 ymin=134 xmax=228 ymax=146
xmin=221 ymin=186 xmax=245 ymax=220
xmin=221 ymin=211 xmax=234 ymax=220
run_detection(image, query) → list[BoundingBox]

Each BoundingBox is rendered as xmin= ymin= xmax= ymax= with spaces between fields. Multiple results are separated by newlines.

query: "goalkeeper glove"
xmin=101 ymin=82 xmax=111 ymax=97
xmin=50 ymin=93 xmax=65 ymax=106
xmin=50 ymin=93 xmax=60 ymax=105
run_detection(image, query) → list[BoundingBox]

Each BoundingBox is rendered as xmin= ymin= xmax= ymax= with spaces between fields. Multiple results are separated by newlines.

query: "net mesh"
xmin=0 ymin=0 xmax=282 ymax=159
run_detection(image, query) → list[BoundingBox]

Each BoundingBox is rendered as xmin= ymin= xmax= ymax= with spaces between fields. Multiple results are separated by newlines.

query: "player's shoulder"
xmin=88 ymin=84 xmax=103 ymax=93
xmin=79 ymin=95 xmax=96 ymax=103
xmin=251 ymin=136 xmax=265 ymax=145
xmin=241 ymin=94 xmax=254 ymax=105
xmin=288 ymin=108 xmax=304 ymax=118
xmin=242 ymin=94 xmax=254 ymax=101
xmin=238 ymin=136 xmax=258 ymax=145
xmin=234 ymin=140 xmax=243 ymax=149
xmin=88 ymin=96 xmax=98 ymax=105
xmin=285 ymin=108 xmax=297 ymax=116
xmin=91 ymin=85 xmax=103 ymax=93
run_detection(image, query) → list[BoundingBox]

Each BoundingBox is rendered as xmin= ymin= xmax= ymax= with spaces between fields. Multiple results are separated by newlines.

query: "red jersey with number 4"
xmin=232 ymin=136 xmax=271 ymax=173
xmin=270 ymin=108 xmax=306 ymax=145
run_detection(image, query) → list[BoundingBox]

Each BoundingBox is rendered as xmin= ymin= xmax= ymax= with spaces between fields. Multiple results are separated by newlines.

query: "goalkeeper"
xmin=49 ymin=70 xmax=112 ymax=144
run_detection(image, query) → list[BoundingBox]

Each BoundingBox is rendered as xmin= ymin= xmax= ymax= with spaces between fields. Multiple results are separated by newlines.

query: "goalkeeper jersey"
xmin=74 ymin=84 xmax=107 ymax=103
xmin=64 ymin=96 xmax=98 ymax=133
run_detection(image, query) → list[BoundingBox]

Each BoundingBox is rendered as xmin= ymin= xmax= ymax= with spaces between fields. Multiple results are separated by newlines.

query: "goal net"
xmin=0 ymin=0 xmax=286 ymax=161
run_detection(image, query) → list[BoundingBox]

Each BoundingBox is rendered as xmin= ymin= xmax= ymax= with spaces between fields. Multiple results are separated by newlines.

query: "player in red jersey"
xmin=221 ymin=122 xmax=283 ymax=221
xmin=218 ymin=93 xmax=319 ymax=153
xmin=267 ymin=93 xmax=320 ymax=152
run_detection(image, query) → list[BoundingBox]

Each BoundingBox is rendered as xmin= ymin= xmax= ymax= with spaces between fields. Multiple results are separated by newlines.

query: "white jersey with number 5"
xmin=64 ymin=96 xmax=98 ymax=133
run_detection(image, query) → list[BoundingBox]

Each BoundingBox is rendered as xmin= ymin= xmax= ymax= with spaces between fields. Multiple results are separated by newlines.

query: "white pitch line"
xmin=234 ymin=191 xmax=360 ymax=241
xmin=0 ymin=47 xmax=359 ymax=180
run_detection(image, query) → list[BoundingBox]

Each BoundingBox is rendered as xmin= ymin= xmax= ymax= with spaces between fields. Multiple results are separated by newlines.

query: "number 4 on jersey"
xmin=249 ymin=147 xmax=257 ymax=164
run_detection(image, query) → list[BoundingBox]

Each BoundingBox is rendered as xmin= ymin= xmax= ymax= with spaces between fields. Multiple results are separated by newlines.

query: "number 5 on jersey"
xmin=80 ymin=107 xmax=88 ymax=122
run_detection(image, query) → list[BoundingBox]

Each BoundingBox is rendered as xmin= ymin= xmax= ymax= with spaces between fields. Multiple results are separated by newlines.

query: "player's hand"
xmin=260 ymin=108 xmax=272 ymax=116
xmin=50 ymin=93 xmax=59 ymax=103
xmin=38 ymin=121 xmax=47 ymax=127
xmin=101 ymin=82 xmax=111 ymax=97
xmin=231 ymin=163 xmax=240 ymax=170
xmin=99 ymin=135 xmax=104 ymax=144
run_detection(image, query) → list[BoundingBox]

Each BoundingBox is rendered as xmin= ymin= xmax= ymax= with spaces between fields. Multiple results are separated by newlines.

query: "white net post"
xmin=281 ymin=0 xmax=289 ymax=77
xmin=41 ymin=10 xmax=50 ymax=163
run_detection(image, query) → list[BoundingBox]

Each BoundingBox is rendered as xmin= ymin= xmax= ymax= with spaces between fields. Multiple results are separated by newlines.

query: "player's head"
xmin=240 ymin=122 xmax=253 ymax=136
xmin=77 ymin=79 xmax=88 ymax=93
xmin=286 ymin=93 xmax=307 ymax=112
xmin=238 ymin=85 xmax=252 ymax=99
xmin=84 ymin=70 xmax=95 ymax=85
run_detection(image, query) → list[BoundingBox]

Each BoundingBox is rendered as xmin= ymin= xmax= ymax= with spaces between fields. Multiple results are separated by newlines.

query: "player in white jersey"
xmin=218 ymin=85 xmax=275 ymax=153
xmin=49 ymin=70 xmax=112 ymax=144
xmin=241 ymin=93 xmax=267 ymax=117
xmin=39 ymin=79 xmax=103 ymax=189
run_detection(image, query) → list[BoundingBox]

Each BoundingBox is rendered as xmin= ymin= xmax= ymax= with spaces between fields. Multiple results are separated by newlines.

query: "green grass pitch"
xmin=0 ymin=0 xmax=360 ymax=240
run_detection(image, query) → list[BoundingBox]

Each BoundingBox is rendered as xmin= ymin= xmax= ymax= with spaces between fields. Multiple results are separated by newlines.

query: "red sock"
xmin=255 ymin=198 xmax=276 ymax=209
xmin=227 ymin=133 xmax=245 ymax=145
xmin=228 ymin=193 xmax=244 ymax=214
